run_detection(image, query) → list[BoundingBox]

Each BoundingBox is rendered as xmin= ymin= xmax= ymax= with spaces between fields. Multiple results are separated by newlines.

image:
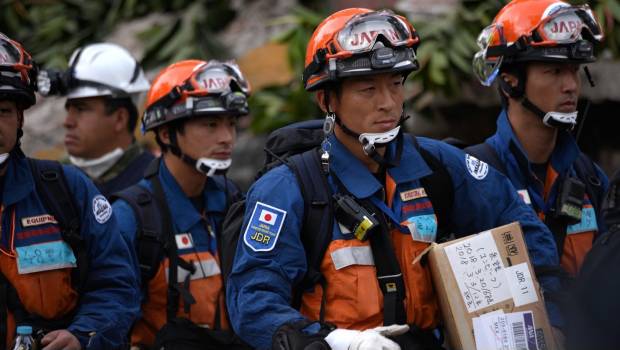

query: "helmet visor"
xmin=335 ymin=10 xmax=414 ymax=54
xmin=536 ymin=5 xmax=603 ymax=45
xmin=472 ymin=24 xmax=505 ymax=86
xmin=190 ymin=61 xmax=250 ymax=96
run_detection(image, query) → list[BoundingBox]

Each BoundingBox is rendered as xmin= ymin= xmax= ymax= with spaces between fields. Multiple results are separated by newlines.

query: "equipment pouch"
xmin=333 ymin=193 xmax=379 ymax=241
xmin=556 ymin=177 xmax=585 ymax=224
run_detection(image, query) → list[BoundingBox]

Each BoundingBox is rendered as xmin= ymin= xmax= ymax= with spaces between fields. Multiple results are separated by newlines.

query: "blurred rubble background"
xmin=2 ymin=0 xmax=620 ymax=190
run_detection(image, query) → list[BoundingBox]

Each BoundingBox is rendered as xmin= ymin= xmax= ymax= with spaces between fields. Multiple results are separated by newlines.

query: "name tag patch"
xmin=21 ymin=214 xmax=57 ymax=228
xmin=16 ymin=241 xmax=77 ymax=274
xmin=567 ymin=206 xmax=598 ymax=235
xmin=400 ymin=188 xmax=427 ymax=202
xmin=243 ymin=202 xmax=287 ymax=252
xmin=405 ymin=214 xmax=437 ymax=243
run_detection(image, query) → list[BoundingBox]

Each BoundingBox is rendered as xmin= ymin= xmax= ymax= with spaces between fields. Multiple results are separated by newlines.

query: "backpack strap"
xmin=407 ymin=135 xmax=455 ymax=242
xmin=28 ymin=158 xmax=87 ymax=291
xmin=464 ymin=142 xmax=508 ymax=176
xmin=110 ymin=184 xmax=166 ymax=285
xmin=574 ymin=152 xmax=605 ymax=217
xmin=287 ymin=149 xmax=334 ymax=322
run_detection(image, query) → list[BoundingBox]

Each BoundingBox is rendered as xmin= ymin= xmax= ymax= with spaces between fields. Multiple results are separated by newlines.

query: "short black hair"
xmin=154 ymin=119 xmax=186 ymax=151
xmin=103 ymin=96 xmax=138 ymax=133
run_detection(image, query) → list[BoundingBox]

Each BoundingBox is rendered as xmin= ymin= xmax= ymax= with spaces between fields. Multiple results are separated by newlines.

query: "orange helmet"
xmin=303 ymin=8 xmax=420 ymax=91
xmin=143 ymin=59 xmax=251 ymax=131
xmin=473 ymin=0 xmax=603 ymax=86
xmin=0 ymin=33 xmax=37 ymax=108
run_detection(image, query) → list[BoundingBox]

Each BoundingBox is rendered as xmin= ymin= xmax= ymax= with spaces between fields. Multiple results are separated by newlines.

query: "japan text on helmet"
xmin=142 ymin=59 xmax=251 ymax=132
xmin=303 ymin=8 xmax=420 ymax=92
xmin=0 ymin=33 xmax=37 ymax=109
xmin=473 ymin=0 xmax=603 ymax=87
xmin=37 ymin=43 xmax=150 ymax=99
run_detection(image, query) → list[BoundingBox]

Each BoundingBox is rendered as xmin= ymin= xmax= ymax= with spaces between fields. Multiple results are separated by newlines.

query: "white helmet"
xmin=64 ymin=43 xmax=150 ymax=99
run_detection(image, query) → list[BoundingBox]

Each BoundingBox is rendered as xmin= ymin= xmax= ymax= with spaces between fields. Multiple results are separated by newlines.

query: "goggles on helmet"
xmin=331 ymin=10 xmax=418 ymax=59
xmin=534 ymin=5 xmax=602 ymax=46
xmin=303 ymin=10 xmax=419 ymax=90
xmin=0 ymin=34 xmax=35 ymax=88
xmin=473 ymin=4 xmax=603 ymax=86
xmin=143 ymin=61 xmax=250 ymax=131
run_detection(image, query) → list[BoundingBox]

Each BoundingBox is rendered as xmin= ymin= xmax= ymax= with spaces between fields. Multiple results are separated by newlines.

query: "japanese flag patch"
xmin=465 ymin=154 xmax=489 ymax=180
xmin=243 ymin=202 xmax=287 ymax=252
xmin=175 ymin=233 xmax=194 ymax=250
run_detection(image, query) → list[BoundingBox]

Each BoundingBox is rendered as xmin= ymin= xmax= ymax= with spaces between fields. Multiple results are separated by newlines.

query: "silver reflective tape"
xmin=330 ymin=246 xmax=374 ymax=270
xmin=166 ymin=259 xmax=221 ymax=283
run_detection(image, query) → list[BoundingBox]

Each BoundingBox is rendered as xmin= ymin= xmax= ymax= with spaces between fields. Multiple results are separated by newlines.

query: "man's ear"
xmin=158 ymin=126 xmax=170 ymax=145
xmin=316 ymin=90 xmax=327 ymax=113
xmin=17 ymin=110 xmax=24 ymax=129
xmin=316 ymin=90 xmax=337 ymax=113
xmin=501 ymin=72 xmax=519 ymax=89
xmin=113 ymin=107 xmax=130 ymax=133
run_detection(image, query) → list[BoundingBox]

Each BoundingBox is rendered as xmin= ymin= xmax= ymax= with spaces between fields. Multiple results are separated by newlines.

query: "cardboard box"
xmin=429 ymin=222 xmax=557 ymax=350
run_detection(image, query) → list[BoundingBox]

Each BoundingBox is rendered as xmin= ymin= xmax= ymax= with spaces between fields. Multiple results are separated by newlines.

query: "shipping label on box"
xmin=429 ymin=222 xmax=556 ymax=350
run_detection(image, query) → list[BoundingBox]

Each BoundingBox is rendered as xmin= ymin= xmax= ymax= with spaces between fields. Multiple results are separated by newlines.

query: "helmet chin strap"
xmin=499 ymin=77 xmax=577 ymax=130
xmin=334 ymin=114 xmax=405 ymax=168
xmin=520 ymin=97 xmax=577 ymax=130
xmin=168 ymin=130 xmax=231 ymax=177
xmin=196 ymin=158 xmax=232 ymax=177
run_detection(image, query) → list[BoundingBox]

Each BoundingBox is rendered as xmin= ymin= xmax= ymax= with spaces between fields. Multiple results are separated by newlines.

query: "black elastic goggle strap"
xmin=0 ymin=76 xmax=35 ymax=104
xmin=303 ymin=48 xmax=328 ymax=87
xmin=486 ymin=36 xmax=531 ymax=58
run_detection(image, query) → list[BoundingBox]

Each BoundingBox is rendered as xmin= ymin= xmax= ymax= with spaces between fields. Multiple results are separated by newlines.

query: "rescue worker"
xmin=566 ymin=169 xmax=620 ymax=350
xmin=470 ymin=0 xmax=609 ymax=330
xmin=0 ymin=33 xmax=139 ymax=349
xmin=226 ymin=8 xmax=559 ymax=350
xmin=112 ymin=59 xmax=249 ymax=349
xmin=38 ymin=42 xmax=154 ymax=197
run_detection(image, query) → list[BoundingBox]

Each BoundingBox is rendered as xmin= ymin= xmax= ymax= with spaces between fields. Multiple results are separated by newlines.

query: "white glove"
xmin=324 ymin=324 xmax=410 ymax=350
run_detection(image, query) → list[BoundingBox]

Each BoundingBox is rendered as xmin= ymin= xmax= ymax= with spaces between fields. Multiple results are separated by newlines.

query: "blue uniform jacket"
xmin=226 ymin=134 xmax=556 ymax=349
xmin=485 ymin=110 xmax=609 ymax=326
xmin=1 ymin=155 xmax=140 ymax=349
xmin=112 ymin=159 xmax=231 ymax=296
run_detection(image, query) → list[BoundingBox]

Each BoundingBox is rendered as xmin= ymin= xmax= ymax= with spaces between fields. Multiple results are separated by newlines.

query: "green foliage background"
xmin=2 ymin=0 xmax=619 ymax=133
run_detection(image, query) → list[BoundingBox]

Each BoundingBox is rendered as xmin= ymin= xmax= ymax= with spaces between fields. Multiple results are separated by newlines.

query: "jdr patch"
xmin=243 ymin=202 xmax=287 ymax=252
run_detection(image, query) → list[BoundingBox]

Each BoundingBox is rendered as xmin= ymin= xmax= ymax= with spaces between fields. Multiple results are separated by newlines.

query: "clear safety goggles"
xmin=329 ymin=10 xmax=418 ymax=59
xmin=473 ymin=5 xmax=603 ymax=86
xmin=534 ymin=5 xmax=603 ymax=46
xmin=185 ymin=61 xmax=251 ymax=97
xmin=0 ymin=34 xmax=33 ymax=83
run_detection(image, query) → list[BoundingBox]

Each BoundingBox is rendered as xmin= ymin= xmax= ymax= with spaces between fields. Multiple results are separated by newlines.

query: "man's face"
xmin=63 ymin=97 xmax=122 ymax=159
xmin=175 ymin=115 xmax=237 ymax=162
xmin=0 ymin=100 xmax=21 ymax=154
xmin=525 ymin=62 xmax=581 ymax=115
xmin=332 ymin=72 xmax=405 ymax=134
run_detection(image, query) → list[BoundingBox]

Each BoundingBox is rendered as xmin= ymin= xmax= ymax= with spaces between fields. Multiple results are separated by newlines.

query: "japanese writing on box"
xmin=502 ymin=231 xmax=520 ymax=257
xmin=445 ymin=231 xmax=512 ymax=312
